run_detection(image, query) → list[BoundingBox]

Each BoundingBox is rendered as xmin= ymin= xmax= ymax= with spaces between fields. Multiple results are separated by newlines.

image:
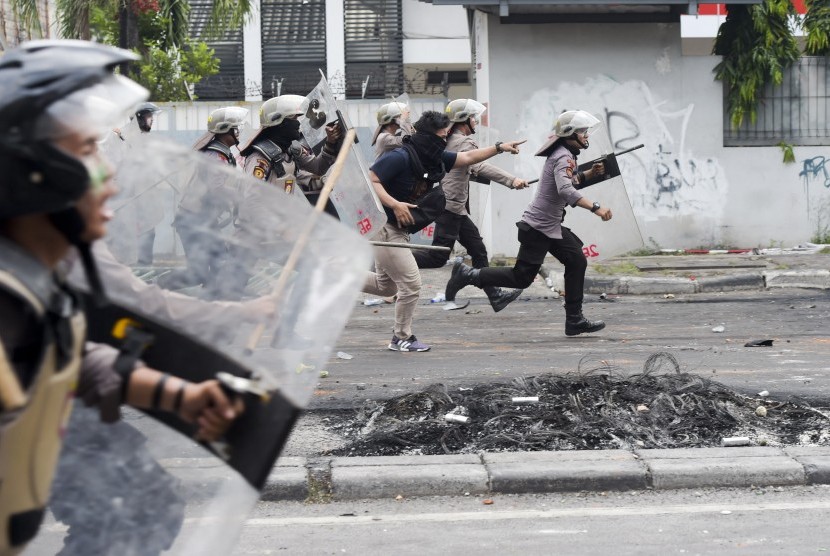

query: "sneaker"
xmin=387 ymin=334 xmax=431 ymax=352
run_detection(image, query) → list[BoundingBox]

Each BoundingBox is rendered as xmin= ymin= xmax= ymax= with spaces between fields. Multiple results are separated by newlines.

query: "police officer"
xmin=414 ymin=98 xmax=529 ymax=312
xmin=134 ymin=101 xmax=162 ymax=133
xmin=131 ymin=101 xmax=163 ymax=265
xmin=159 ymin=107 xmax=249 ymax=291
xmin=445 ymin=110 xmax=613 ymax=336
xmin=240 ymin=94 xmax=342 ymax=196
xmin=0 ymin=40 xmax=240 ymax=554
xmin=212 ymin=95 xmax=343 ymax=300
xmin=371 ymin=101 xmax=412 ymax=158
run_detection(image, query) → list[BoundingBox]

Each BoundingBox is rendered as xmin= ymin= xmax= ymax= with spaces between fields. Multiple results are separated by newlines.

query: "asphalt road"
xmin=231 ymin=486 xmax=830 ymax=555
xmin=317 ymin=275 xmax=830 ymax=411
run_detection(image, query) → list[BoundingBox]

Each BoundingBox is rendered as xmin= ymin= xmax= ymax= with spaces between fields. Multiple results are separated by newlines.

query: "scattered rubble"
xmin=327 ymin=352 xmax=830 ymax=457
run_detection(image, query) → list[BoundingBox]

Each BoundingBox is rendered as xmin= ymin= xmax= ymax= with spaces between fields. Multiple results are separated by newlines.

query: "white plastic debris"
xmin=758 ymin=390 xmax=770 ymax=398
xmin=431 ymin=292 xmax=446 ymax=303
xmin=755 ymin=406 xmax=767 ymax=417
xmin=712 ymin=325 xmax=726 ymax=333
xmin=319 ymin=370 xmax=329 ymax=378
xmin=550 ymin=290 xmax=561 ymax=299
xmin=664 ymin=293 xmax=675 ymax=299
xmin=512 ymin=396 xmax=540 ymax=404
xmin=363 ymin=298 xmax=383 ymax=306
xmin=444 ymin=414 xmax=470 ymax=424
xmin=722 ymin=436 xmax=750 ymax=447
xmin=545 ymin=276 xmax=554 ymax=288
xmin=599 ymin=292 xmax=607 ymax=300
xmin=336 ymin=351 xmax=353 ymax=360
xmin=636 ymin=404 xmax=650 ymax=413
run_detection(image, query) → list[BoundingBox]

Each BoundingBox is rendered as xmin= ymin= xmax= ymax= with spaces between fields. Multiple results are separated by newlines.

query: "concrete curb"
xmin=163 ymin=447 xmax=830 ymax=502
xmin=584 ymin=271 xmax=829 ymax=295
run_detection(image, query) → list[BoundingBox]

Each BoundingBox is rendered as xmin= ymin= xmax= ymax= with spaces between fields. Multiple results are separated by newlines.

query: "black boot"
xmin=445 ymin=262 xmax=480 ymax=301
xmin=484 ymin=286 xmax=522 ymax=313
xmin=565 ymin=313 xmax=606 ymax=336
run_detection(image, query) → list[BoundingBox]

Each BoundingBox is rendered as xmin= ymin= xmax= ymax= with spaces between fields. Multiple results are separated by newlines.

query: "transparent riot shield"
xmin=54 ymin=136 xmax=372 ymax=555
xmin=102 ymin=118 xmax=170 ymax=266
xmin=301 ymin=73 xmax=387 ymax=239
xmin=559 ymin=123 xmax=644 ymax=261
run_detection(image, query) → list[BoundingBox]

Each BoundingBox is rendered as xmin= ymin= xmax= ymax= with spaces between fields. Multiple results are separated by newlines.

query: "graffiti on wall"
xmin=515 ymin=76 xmax=728 ymax=222
xmin=798 ymin=156 xmax=830 ymax=235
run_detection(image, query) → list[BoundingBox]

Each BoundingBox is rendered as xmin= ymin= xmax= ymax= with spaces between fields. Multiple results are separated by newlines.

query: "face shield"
xmin=34 ymin=74 xmax=149 ymax=143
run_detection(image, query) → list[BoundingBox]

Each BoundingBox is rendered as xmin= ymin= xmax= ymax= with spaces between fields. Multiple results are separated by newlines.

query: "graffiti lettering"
xmin=799 ymin=156 xmax=830 ymax=189
xmin=582 ymin=244 xmax=599 ymax=258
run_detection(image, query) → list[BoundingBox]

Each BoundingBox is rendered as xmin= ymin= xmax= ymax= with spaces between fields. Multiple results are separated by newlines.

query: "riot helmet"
xmin=554 ymin=110 xmax=600 ymax=149
xmin=0 ymin=39 xmax=148 ymax=223
xmin=259 ymin=95 xmax=309 ymax=127
xmin=134 ymin=101 xmax=161 ymax=132
xmin=445 ymin=99 xmax=486 ymax=124
xmin=376 ymin=102 xmax=409 ymax=126
xmin=207 ymin=106 xmax=249 ymax=145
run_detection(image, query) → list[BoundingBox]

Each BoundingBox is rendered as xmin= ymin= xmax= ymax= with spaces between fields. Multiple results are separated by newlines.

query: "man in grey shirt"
xmin=445 ymin=110 xmax=613 ymax=336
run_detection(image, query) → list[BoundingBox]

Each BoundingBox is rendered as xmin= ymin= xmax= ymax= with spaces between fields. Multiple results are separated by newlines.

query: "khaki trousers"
xmin=363 ymin=222 xmax=422 ymax=339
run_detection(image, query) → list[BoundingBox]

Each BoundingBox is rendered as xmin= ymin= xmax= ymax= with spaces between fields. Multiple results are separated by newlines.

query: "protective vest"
xmin=203 ymin=139 xmax=236 ymax=167
xmin=0 ymin=249 xmax=84 ymax=555
xmin=248 ymin=138 xmax=300 ymax=195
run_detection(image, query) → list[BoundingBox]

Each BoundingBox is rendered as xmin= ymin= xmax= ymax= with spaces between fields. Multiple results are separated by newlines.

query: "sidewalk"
xmin=388 ymin=249 xmax=830 ymax=306
xmin=162 ymin=446 xmax=830 ymax=501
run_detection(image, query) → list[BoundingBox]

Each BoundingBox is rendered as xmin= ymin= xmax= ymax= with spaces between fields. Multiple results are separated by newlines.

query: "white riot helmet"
xmin=208 ymin=106 xmax=249 ymax=134
xmin=554 ymin=110 xmax=600 ymax=138
xmin=259 ymin=94 xmax=309 ymax=127
xmin=376 ymin=102 xmax=408 ymax=126
xmin=445 ymin=98 xmax=486 ymax=123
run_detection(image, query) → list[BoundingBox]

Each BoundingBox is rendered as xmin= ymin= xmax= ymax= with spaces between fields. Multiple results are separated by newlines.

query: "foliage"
xmin=713 ymin=1 xmax=800 ymax=128
xmin=812 ymin=224 xmax=830 ymax=244
xmin=132 ymin=40 xmax=219 ymax=101
xmin=778 ymin=141 xmax=796 ymax=163
xmin=803 ymin=0 xmax=830 ymax=55
xmin=10 ymin=0 xmax=43 ymax=37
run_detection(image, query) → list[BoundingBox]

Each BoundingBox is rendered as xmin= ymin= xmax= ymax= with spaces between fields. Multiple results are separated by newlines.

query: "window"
xmin=725 ymin=57 xmax=830 ymax=147
xmin=344 ymin=0 xmax=404 ymax=99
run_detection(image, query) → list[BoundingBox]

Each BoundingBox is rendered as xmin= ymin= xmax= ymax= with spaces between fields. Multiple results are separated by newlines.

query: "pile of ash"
xmin=328 ymin=353 xmax=830 ymax=457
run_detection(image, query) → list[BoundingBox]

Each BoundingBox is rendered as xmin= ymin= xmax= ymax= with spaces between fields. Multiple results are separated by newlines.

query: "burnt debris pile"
xmin=329 ymin=353 xmax=830 ymax=456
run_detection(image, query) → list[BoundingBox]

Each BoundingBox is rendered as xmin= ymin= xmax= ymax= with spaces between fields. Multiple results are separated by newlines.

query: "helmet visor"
xmin=464 ymin=99 xmax=487 ymax=120
xmin=34 ymin=74 xmax=149 ymax=142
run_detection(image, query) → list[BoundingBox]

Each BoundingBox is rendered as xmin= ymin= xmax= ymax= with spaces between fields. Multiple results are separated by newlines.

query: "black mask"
xmin=263 ymin=118 xmax=302 ymax=151
xmin=280 ymin=118 xmax=302 ymax=140
xmin=405 ymin=132 xmax=447 ymax=183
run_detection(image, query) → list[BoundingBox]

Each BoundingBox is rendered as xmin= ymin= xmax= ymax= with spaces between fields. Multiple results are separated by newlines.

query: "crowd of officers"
xmin=0 ymin=38 xmax=615 ymax=553
xmin=180 ymin=93 xmax=612 ymax=351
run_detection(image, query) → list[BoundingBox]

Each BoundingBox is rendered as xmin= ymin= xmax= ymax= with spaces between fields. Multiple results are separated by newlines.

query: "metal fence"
xmin=725 ymin=57 xmax=830 ymax=147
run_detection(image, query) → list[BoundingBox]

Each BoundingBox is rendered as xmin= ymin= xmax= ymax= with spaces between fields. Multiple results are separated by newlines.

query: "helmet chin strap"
xmin=48 ymin=207 xmax=108 ymax=307
xmin=567 ymin=135 xmax=589 ymax=149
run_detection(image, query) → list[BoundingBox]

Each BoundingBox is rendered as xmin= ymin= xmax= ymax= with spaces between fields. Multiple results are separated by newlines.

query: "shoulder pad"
xmin=251 ymin=138 xmax=283 ymax=162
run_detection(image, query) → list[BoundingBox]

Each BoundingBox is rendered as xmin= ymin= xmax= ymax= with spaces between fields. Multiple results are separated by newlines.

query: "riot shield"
xmin=301 ymin=73 xmax=387 ymax=240
xmin=103 ymin=118 xmax=170 ymax=266
xmin=54 ymin=136 xmax=372 ymax=554
xmin=557 ymin=123 xmax=644 ymax=261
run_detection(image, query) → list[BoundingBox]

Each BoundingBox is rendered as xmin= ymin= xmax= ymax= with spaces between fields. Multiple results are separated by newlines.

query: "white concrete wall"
xmin=402 ymin=0 xmax=471 ymax=64
xmin=475 ymin=17 xmax=830 ymax=255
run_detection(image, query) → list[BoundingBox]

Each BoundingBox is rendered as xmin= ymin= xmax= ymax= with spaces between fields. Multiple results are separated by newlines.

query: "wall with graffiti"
xmin=475 ymin=19 xmax=830 ymax=256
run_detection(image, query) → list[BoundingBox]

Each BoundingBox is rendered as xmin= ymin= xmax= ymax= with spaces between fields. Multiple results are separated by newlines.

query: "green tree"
xmin=9 ymin=0 xmax=253 ymax=99
xmin=714 ymin=0 xmax=830 ymax=128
